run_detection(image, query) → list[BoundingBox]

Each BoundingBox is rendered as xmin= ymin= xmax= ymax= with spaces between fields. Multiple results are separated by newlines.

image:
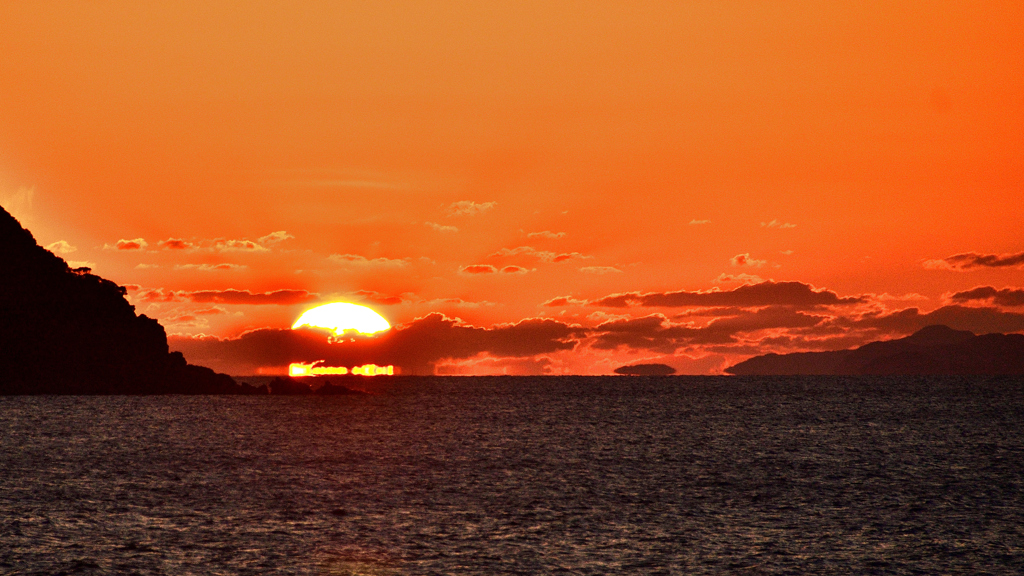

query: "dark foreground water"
xmin=2 ymin=376 xmax=1023 ymax=575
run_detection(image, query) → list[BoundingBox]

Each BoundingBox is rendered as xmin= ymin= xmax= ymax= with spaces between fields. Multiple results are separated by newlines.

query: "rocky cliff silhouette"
xmin=726 ymin=325 xmax=1024 ymax=375
xmin=0 ymin=205 xmax=261 ymax=394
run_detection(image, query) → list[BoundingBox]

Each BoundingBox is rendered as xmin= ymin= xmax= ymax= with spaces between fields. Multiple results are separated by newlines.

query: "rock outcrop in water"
xmin=726 ymin=325 xmax=1024 ymax=375
xmin=0 ymin=205 xmax=260 ymax=394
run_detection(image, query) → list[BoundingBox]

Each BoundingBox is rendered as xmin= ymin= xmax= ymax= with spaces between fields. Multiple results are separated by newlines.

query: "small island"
xmin=614 ymin=363 xmax=677 ymax=376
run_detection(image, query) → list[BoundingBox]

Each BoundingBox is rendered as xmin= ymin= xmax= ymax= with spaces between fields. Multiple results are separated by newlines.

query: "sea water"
xmin=2 ymin=376 xmax=1023 ymax=575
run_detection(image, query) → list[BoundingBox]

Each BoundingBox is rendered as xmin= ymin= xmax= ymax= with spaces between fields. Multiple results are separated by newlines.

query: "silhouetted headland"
xmin=0 ymin=205 xmax=263 ymax=394
xmin=726 ymin=325 xmax=1024 ymax=375
xmin=614 ymin=363 xmax=677 ymax=376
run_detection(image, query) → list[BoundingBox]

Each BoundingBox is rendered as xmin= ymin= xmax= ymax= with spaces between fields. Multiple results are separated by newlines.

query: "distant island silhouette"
xmin=0 ymin=205 xmax=264 ymax=394
xmin=726 ymin=325 xmax=1024 ymax=375
xmin=614 ymin=363 xmax=677 ymax=376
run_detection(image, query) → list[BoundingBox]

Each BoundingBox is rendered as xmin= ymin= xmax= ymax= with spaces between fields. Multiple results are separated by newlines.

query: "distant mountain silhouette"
xmin=726 ymin=325 xmax=1024 ymax=375
xmin=0 ymin=205 xmax=263 ymax=394
xmin=614 ymin=363 xmax=677 ymax=376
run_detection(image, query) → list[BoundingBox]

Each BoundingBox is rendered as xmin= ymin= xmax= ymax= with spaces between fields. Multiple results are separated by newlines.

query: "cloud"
xmin=169 ymin=313 xmax=582 ymax=375
xmin=489 ymin=246 xmax=588 ymax=263
xmin=589 ymin=306 xmax=829 ymax=352
xmin=579 ymin=266 xmax=622 ymax=274
xmin=135 ymin=288 xmax=189 ymax=302
xmin=590 ymin=314 xmax=697 ymax=352
xmin=500 ymin=265 xmax=529 ymax=274
xmin=730 ymin=253 xmax=766 ymax=267
xmin=689 ymin=219 xmax=711 ymax=225
xmin=417 ymin=297 xmax=496 ymax=308
xmin=445 ymin=200 xmax=496 ymax=217
xmin=161 ymin=306 xmax=230 ymax=327
xmin=923 ymin=251 xmax=1024 ymax=271
xmin=258 ymin=231 xmax=294 ymax=246
xmin=328 ymin=254 xmax=410 ymax=267
xmin=174 ymin=263 xmax=247 ymax=272
xmin=425 ymin=222 xmax=458 ymax=233
xmin=591 ymin=281 xmax=863 ymax=308
xmin=158 ymin=238 xmax=194 ymax=250
xmin=542 ymin=296 xmax=588 ymax=307
xmin=133 ymin=287 xmax=316 ymax=305
xmin=874 ymin=292 xmax=929 ymax=302
xmin=45 ymin=240 xmax=76 ymax=254
xmin=154 ymin=232 xmax=292 ymax=252
xmin=212 ymin=239 xmax=267 ymax=252
xmin=110 ymin=238 xmax=148 ymax=250
xmin=527 ymin=231 xmax=566 ymax=239
xmin=351 ymin=289 xmax=408 ymax=306
xmin=714 ymin=273 xmax=764 ymax=284
xmin=762 ymin=219 xmax=796 ymax=229
xmin=110 ymin=236 xmax=268 ymax=252
xmin=134 ymin=263 xmax=159 ymax=269
xmin=460 ymin=264 xmax=498 ymax=274
xmin=844 ymin=305 xmax=1024 ymax=335
xmin=948 ymin=286 xmax=1024 ymax=307
xmin=188 ymin=289 xmax=320 ymax=305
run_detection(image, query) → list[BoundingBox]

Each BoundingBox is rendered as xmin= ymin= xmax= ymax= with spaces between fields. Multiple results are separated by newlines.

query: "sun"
xmin=291 ymin=302 xmax=391 ymax=336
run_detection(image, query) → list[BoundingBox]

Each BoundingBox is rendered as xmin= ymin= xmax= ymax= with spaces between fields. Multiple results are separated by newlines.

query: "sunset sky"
xmin=2 ymin=1 xmax=1022 ymax=375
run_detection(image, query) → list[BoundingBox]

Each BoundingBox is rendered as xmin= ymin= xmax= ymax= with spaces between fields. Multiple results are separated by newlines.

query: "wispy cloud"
xmin=527 ymin=230 xmax=566 ymax=239
xmin=591 ymin=281 xmax=863 ymax=308
xmin=542 ymin=296 xmax=588 ymax=307
xmin=45 ymin=240 xmax=76 ymax=254
xmin=108 ymin=238 xmax=148 ymax=250
xmin=257 ymin=231 xmax=294 ymax=246
xmin=714 ymin=273 xmax=764 ymax=284
xmin=425 ymin=222 xmax=458 ymax=233
xmin=174 ymin=263 xmax=247 ymax=271
xmin=189 ymin=289 xmax=318 ymax=305
xmin=489 ymin=246 xmax=588 ymax=263
xmin=923 ymin=251 xmax=1024 ymax=271
xmin=136 ymin=288 xmax=318 ymax=305
xmin=158 ymin=238 xmax=194 ymax=250
xmin=579 ymin=266 xmax=622 ymax=274
xmin=948 ymin=286 xmax=1024 ymax=307
xmin=328 ymin=254 xmax=410 ymax=267
xmin=689 ymin=219 xmax=711 ymax=225
xmin=761 ymin=219 xmax=796 ymax=229
xmin=730 ymin=253 xmax=766 ymax=268
xmin=445 ymin=200 xmax=496 ymax=217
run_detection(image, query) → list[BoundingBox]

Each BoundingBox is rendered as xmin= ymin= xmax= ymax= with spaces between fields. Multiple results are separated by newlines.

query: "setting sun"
xmin=291 ymin=303 xmax=391 ymax=336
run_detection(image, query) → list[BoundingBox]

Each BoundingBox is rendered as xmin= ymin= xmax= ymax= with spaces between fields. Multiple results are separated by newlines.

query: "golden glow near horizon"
xmin=291 ymin=302 xmax=391 ymax=336
xmin=289 ymin=362 xmax=395 ymax=377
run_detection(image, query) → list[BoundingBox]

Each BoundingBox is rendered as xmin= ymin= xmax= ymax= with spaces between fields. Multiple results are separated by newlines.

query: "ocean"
xmin=2 ymin=376 xmax=1023 ymax=575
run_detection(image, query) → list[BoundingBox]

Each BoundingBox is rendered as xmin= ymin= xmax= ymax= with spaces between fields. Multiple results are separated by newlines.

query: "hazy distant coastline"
xmin=726 ymin=325 xmax=1024 ymax=376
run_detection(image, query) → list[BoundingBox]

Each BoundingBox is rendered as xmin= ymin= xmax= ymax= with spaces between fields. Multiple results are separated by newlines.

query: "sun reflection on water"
xmin=289 ymin=361 xmax=394 ymax=377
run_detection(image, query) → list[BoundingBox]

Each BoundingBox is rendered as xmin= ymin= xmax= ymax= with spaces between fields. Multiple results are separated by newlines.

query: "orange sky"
xmin=2 ymin=1 xmax=1022 ymax=375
